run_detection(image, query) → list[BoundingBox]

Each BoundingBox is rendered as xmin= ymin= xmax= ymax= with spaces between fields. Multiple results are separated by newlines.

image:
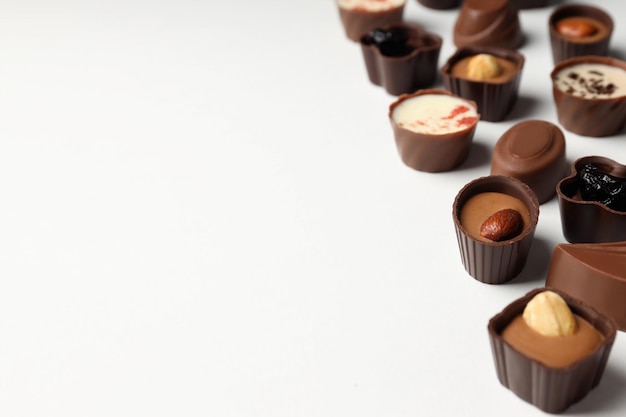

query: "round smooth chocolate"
xmin=491 ymin=120 xmax=567 ymax=204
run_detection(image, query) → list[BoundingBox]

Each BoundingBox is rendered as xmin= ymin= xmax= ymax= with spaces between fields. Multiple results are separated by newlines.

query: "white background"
xmin=0 ymin=0 xmax=625 ymax=415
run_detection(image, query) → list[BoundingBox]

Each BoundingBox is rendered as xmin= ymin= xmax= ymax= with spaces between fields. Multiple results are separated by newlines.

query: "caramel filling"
xmin=459 ymin=192 xmax=530 ymax=242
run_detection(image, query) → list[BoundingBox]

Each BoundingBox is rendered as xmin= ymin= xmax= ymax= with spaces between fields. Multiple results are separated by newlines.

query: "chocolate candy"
xmin=453 ymin=0 xmax=523 ymax=50
xmin=491 ymin=120 xmax=567 ymax=204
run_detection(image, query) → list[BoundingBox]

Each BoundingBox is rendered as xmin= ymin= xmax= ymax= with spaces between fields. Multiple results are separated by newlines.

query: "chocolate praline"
xmin=453 ymin=0 xmax=523 ymax=50
xmin=549 ymin=4 xmax=613 ymax=64
xmin=491 ymin=120 xmax=567 ymax=204
xmin=488 ymin=288 xmax=617 ymax=413
xmin=557 ymin=156 xmax=626 ymax=243
xmin=337 ymin=0 xmax=406 ymax=42
xmin=360 ymin=23 xmax=442 ymax=96
xmin=441 ymin=46 xmax=524 ymax=122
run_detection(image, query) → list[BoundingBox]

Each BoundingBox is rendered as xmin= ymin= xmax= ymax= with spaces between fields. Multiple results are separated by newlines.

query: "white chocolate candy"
xmin=337 ymin=0 xmax=405 ymax=12
xmin=392 ymin=94 xmax=478 ymax=135
xmin=553 ymin=63 xmax=626 ymax=98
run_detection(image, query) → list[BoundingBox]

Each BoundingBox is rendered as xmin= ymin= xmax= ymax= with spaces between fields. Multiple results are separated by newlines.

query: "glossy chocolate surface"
xmin=551 ymin=56 xmax=626 ymax=137
xmin=557 ymin=156 xmax=626 ymax=243
xmin=389 ymin=89 xmax=478 ymax=172
xmin=489 ymin=288 xmax=617 ymax=413
xmin=491 ymin=120 xmax=567 ymax=204
xmin=453 ymin=0 xmax=523 ymax=50
xmin=453 ymin=175 xmax=539 ymax=284
xmin=549 ymin=4 xmax=613 ymax=64
xmin=546 ymin=242 xmax=626 ymax=331
xmin=338 ymin=1 xmax=405 ymax=42
xmin=442 ymin=46 xmax=524 ymax=122
xmin=360 ymin=23 xmax=442 ymax=96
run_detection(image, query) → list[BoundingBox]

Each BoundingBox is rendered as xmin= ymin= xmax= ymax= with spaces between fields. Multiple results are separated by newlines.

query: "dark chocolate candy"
xmin=557 ymin=156 xmax=626 ymax=243
xmin=546 ymin=242 xmax=626 ymax=331
xmin=453 ymin=0 xmax=523 ymax=50
xmin=361 ymin=24 xmax=442 ymax=96
xmin=491 ymin=120 xmax=567 ymax=204
xmin=509 ymin=0 xmax=547 ymax=9
xmin=549 ymin=4 xmax=613 ymax=65
xmin=417 ymin=0 xmax=460 ymax=10
xmin=441 ymin=46 xmax=524 ymax=122
xmin=488 ymin=288 xmax=617 ymax=413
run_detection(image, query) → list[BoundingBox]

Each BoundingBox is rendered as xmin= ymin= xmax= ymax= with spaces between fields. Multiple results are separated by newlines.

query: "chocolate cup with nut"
xmin=557 ymin=156 xmax=626 ymax=244
xmin=549 ymin=4 xmax=613 ymax=65
xmin=360 ymin=23 xmax=442 ymax=96
xmin=453 ymin=0 xmax=524 ymax=50
xmin=551 ymin=56 xmax=626 ymax=137
xmin=488 ymin=287 xmax=617 ymax=413
xmin=416 ymin=0 xmax=460 ymax=10
xmin=452 ymin=175 xmax=539 ymax=284
xmin=389 ymin=89 xmax=478 ymax=173
xmin=441 ymin=46 xmax=524 ymax=122
xmin=337 ymin=0 xmax=406 ymax=42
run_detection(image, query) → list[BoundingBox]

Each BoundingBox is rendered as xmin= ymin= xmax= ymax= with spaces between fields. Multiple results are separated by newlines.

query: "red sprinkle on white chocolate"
xmin=392 ymin=94 xmax=478 ymax=134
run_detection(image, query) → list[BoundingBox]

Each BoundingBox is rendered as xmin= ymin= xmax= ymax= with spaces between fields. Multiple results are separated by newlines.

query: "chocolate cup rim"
xmin=550 ymin=55 xmax=626 ymax=101
xmin=452 ymin=175 xmax=540 ymax=246
xmin=488 ymin=287 xmax=618 ymax=370
xmin=441 ymin=46 xmax=525 ymax=85
xmin=388 ymin=88 xmax=479 ymax=138
xmin=549 ymin=3 xmax=614 ymax=41
xmin=359 ymin=23 xmax=443 ymax=60
xmin=556 ymin=155 xmax=626 ymax=216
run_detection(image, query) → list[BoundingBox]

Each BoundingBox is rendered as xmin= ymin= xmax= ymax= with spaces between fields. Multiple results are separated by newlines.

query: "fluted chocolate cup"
xmin=452 ymin=175 xmax=539 ymax=284
xmin=546 ymin=242 xmax=626 ymax=331
xmin=389 ymin=89 xmax=478 ymax=172
xmin=551 ymin=56 xmax=626 ymax=137
xmin=453 ymin=0 xmax=523 ymax=50
xmin=488 ymin=288 xmax=617 ymax=413
xmin=549 ymin=4 xmax=613 ymax=65
xmin=416 ymin=0 xmax=460 ymax=9
xmin=337 ymin=0 xmax=406 ymax=42
xmin=441 ymin=46 xmax=524 ymax=122
xmin=360 ymin=23 xmax=442 ymax=96
xmin=557 ymin=156 xmax=626 ymax=243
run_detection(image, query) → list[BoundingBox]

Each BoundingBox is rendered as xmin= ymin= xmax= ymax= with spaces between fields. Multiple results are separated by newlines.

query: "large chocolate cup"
xmin=488 ymin=288 xmax=617 ymax=413
xmin=491 ymin=120 xmax=567 ymax=204
xmin=338 ymin=2 xmax=406 ymax=42
xmin=389 ymin=89 xmax=478 ymax=172
xmin=441 ymin=46 xmax=524 ymax=122
xmin=453 ymin=0 xmax=523 ymax=50
xmin=549 ymin=4 xmax=613 ymax=65
xmin=546 ymin=242 xmax=626 ymax=331
xmin=557 ymin=156 xmax=626 ymax=243
xmin=360 ymin=24 xmax=442 ymax=96
xmin=551 ymin=56 xmax=626 ymax=137
xmin=452 ymin=175 xmax=539 ymax=284
xmin=416 ymin=0 xmax=460 ymax=9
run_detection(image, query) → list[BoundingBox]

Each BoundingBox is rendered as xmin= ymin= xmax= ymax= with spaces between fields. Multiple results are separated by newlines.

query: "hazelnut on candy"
xmin=523 ymin=291 xmax=577 ymax=337
xmin=466 ymin=53 xmax=502 ymax=81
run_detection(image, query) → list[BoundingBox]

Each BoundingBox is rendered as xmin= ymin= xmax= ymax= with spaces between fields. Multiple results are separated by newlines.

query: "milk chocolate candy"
xmin=453 ymin=0 xmax=523 ymax=50
xmin=389 ymin=89 xmax=479 ymax=172
xmin=546 ymin=242 xmax=626 ymax=331
xmin=491 ymin=120 xmax=567 ymax=204
xmin=441 ymin=46 xmax=524 ymax=122
xmin=360 ymin=24 xmax=442 ymax=96
xmin=337 ymin=0 xmax=406 ymax=42
xmin=549 ymin=4 xmax=613 ymax=65
xmin=452 ymin=175 xmax=539 ymax=284
xmin=551 ymin=56 xmax=626 ymax=137
xmin=557 ymin=156 xmax=626 ymax=243
xmin=489 ymin=288 xmax=617 ymax=413
xmin=416 ymin=0 xmax=460 ymax=9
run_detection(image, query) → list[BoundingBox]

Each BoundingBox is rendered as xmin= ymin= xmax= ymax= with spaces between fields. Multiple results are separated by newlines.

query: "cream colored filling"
xmin=337 ymin=0 xmax=405 ymax=12
xmin=392 ymin=95 xmax=478 ymax=135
